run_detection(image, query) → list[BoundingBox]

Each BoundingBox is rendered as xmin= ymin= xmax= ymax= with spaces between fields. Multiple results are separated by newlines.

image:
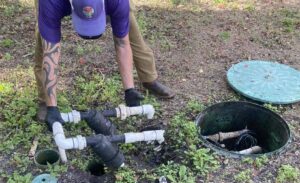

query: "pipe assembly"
xmin=52 ymin=104 xmax=165 ymax=168
xmin=203 ymin=128 xmax=261 ymax=154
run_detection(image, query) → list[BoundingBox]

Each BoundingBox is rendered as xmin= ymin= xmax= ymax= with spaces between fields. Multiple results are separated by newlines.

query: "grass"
xmin=3 ymin=53 xmax=13 ymax=61
xmin=0 ymin=38 xmax=14 ymax=48
xmin=115 ymin=166 xmax=137 ymax=183
xmin=166 ymin=112 xmax=199 ymax=149
xmin=219 ymin=31 xmax=230 ymax=41
xmin=137 ymin=11 xmax=147 ymax=36
xmin=234 ymin=169 xmax=252 ymax=183
xmin=185 ymin=146 xmax=219 ymax=175
xmin=276 ymin=165 xmax=300 ymax=183
xmin=155 ymin=161 xmax=196 ymax=183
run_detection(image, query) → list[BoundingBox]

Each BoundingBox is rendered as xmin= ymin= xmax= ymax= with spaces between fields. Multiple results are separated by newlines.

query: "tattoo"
xmin=113 ymin=36 xmax=126 ymax=48
xmin=42 ymin=40 xmax=60 ymax=106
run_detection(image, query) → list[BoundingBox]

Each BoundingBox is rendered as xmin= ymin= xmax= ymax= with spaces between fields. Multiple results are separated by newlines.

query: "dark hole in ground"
xmin=139 ymin=124 xmax=178 ymax=165
xmin=35 ymin=150 xmax=60 ymax=165
xmin=86 ymin=161 xmax=106 ymax=177
xmin=197 ymin=102 xmax=290 ymax=157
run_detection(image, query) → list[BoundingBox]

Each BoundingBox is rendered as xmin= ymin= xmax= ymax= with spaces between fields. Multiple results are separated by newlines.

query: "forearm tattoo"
xmin=42 ymin=40 xmax=60 ymax=106
xmin=113 ymin=36 xmax=126 ymax=48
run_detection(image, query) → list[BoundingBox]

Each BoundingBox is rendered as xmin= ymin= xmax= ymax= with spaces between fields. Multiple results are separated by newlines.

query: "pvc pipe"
xmin=238 ymin=146 xmax=262 ymax=155
xmin=61 ymin=110 xmax=81 ymax=123
xmin=52 ymin=122 xmax=87 ymax=162
xmin=124 ymin=130 xmax=165 ymax=144
xmin=61 ymin=104 xmax=155 ymax=122
xmin=116 ymin=104 xmax=155 ymax=120
xmin=204 ymin=129 xmax=249 ymax=142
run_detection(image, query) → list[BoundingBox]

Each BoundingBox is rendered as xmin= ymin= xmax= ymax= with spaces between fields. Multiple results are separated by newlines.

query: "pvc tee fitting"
xmin=52 ymin=122 xmax=87 ymax=162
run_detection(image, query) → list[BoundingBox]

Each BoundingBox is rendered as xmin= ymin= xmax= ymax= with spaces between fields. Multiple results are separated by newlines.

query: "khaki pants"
xmin=34 ymin=0 xmax=158 ymax=102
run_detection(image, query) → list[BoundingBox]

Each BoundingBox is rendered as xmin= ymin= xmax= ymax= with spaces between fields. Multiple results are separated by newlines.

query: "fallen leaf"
xmin=79 ymin=57 xmax=86 ymax=65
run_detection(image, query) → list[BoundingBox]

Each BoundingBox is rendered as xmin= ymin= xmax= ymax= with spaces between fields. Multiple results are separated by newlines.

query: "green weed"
xmin=142 ymin=91 xmax=161 ymax=111
xmin=12 ymin=153 xmax=31 ymax=171
xmin=99 ymin=75 xmax=122 ymax=105
xmin=242 ymin=157 xmax=254 ymax=164
xmin=4 ymin=5 xmax=17 ymax=17
xmin=167 ymin=113 xmax=199 ymax=149
xmin=0 ymin=38 xmax=14 ymax=48
xmin=254 ymin=155 xmax=268 ymax=168
xmin=276 ymin=165 xmax=300 ymax=183
xmin=120 ymin=143 xmax=137 ymax=154
xmin=279 ymin=9 xmax=300 ymax=33
xmin=57 ymin=93 xmax=72 ymax=112
xmin=115 ymin=166 xmax=137 ymax=183
xmin=0 ymin=82 xmax=13 ymax=94
xmin=219 ymin=31 xmax=230 ymax=41
xmin=282 ymin=18 xmax=296 ymax=33
xmin=47 ymin=164 xmax=68 ymax=177
xmin=75 ymin=45 xmax=85 ymax=56
xmin=3 ymin=53 xmax=13 ymax=61
xmin=137 ymin=11 xmax=147 ymax=36
xmin=170 ymin=0 xmax=187 ymax=6
xmin=71 ymin=154 xmax=92 ymax=171
xmin=155 ymin=161 xmax=195 ymax=183
xmin=213 ymin=0 xmax=227 ymax=5
xmin=185 ymin=145 xmax=219 ymax=175
xmin=234 ymin=169 xmax=252 ymax=183
xmin=72 ymin=74 xmax=122 ymax=110
xmin=186 ymin=99 xmax=205 ymax=114
xmin=244 ymin=3 xmax=255 ymax=12
xmin=242 ymin=156 xmax=268 ymax=169
xmin=263 ymin=103 xmax=281 ymax=113
xmin=6 ymin=172 xmax=32 ymax=183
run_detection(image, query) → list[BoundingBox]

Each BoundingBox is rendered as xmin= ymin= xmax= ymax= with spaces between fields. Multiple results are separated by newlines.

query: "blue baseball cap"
xmin=70 ymin=0 xmax=106 ymax=39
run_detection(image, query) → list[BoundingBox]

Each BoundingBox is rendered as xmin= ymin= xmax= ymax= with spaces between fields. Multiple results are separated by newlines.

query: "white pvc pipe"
xmin=116 ymin=104 xmax=155 ymax=120
xmin=238 ymin=146 xmax=262 ymax=155
xmin=52 ymin=122 xmax=87 ymax=162
xmin=124 ymin=130 xmax=165 ymax=144
xmin=61 ymin=110 xmax=81 ymax=123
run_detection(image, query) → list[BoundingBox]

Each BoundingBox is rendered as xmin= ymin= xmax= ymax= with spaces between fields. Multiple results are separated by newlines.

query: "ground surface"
xmin=0 ymin=0 xmax=300 ymax=182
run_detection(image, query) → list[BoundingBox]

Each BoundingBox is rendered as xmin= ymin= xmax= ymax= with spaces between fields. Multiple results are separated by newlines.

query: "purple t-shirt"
xmin=38 ymin=0 xmax=130 ymax=43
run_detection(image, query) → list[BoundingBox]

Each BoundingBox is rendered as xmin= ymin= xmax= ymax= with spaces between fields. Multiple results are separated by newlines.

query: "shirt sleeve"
xmin=109 ymin=0 xmax=130 ymax=38
xmin=38 ymin=0 xmax=70 ymax=43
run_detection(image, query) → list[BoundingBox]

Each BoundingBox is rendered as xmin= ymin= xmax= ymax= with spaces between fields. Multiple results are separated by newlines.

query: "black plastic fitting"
xmin=86 ymin=135 xmax=125 ymax=168
xmin=80 ymin=110 xmax=117 ymax=135
xmin=102 ymin=109 xmax=117 ymax=117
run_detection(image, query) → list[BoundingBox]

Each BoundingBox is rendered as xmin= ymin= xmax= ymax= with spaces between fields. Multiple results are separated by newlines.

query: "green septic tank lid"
xmin=227 ymin=60 xmax=300 ymax=104
xmin=32 ymin=174 xmax=57 ymax=183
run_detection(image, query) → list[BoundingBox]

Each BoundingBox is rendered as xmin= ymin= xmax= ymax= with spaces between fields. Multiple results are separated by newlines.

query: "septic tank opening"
xmin=196 ymin=101 xmax=291 ymax=158
xmin=86 ymin=160 xmax=106 ymax=176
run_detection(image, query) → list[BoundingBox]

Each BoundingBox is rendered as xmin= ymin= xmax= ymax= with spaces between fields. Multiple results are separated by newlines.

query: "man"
xmin=34 ymin=0 xmax=175 ymax=128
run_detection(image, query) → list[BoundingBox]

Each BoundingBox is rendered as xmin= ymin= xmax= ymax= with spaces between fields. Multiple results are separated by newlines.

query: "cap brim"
xmin=72 ymin=11 xmax=106 ymax=37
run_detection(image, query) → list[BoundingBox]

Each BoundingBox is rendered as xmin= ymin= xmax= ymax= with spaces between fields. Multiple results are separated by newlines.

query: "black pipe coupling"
xmin=80 ymin=110 xmax=117 ymax=135
xmin=86 ymin=135 xmax=124 ymax=168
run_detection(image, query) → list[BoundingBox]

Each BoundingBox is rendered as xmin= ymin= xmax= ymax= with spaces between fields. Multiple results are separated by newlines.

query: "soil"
xmin=0 ymin=0 xmax=300 ymax=182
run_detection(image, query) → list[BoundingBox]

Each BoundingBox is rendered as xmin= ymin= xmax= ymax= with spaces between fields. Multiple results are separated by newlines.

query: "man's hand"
xmin=46 ymin=106 xmax=64 ymax=131
xmin=125 ymin=88 xmax=144 ymax=107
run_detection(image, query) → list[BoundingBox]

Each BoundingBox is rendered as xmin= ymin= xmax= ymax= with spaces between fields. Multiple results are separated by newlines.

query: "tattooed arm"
xmin=41 ymin=39 xmax=61 ymax=106
xmin=113 ymin=34 xmax=134 ymax=90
